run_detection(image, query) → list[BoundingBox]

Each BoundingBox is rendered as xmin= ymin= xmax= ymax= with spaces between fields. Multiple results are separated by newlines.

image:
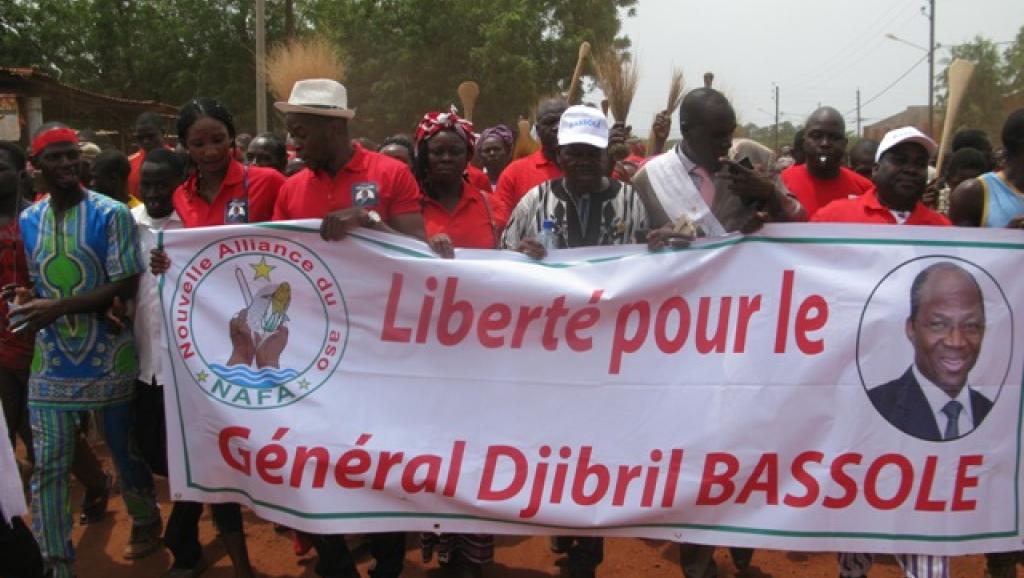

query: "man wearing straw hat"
xmin=272 ymin=78 xmax=422 ymax=578
xmin=272 ymin=79 xmax=425 ymax=243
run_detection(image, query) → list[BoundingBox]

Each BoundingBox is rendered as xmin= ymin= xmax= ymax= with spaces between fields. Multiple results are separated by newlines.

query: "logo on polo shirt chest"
xmin=171 ymin=234 xmax=349 ymax=409
xmin=352 ymin=182 xmax=379 ymax=207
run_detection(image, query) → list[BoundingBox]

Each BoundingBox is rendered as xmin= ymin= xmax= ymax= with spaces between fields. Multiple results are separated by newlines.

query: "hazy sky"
xmin=598 ymin=0 xmax=1023 ymax=138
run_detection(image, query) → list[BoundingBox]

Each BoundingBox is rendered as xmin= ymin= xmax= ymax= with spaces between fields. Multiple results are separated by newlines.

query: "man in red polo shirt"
xmin=126 ymin=112 xmax=170 ymax=202
xmin=813 ymin=126 xmax=947 ymax=226
xmin=492 ymin=97 xmax=568 ymax=228
xmin=273 ymin=79 xmax=424 ymax=243
xmin=813 ymin=125 xmax=950 ymax=578
xmin=271 ymin=78 xmax=422 ymax=578
xmin=782 ymin=107 xmax=872 ymax=218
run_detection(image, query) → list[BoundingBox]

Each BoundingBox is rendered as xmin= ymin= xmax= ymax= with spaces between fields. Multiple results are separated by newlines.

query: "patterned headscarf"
xmin=475 ymin=124 xmax=516 ymax=155
xmin=415 ymin=105 xmax=476 ymax=156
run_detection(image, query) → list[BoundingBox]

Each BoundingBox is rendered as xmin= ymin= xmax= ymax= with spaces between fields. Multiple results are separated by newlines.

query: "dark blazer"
xmin=869 ymin=367 xmax=993 ymax=441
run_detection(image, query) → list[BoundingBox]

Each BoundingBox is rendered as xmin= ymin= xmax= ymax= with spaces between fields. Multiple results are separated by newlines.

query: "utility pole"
xmin=927 ymin=0 xmax=935 ymax=137
xmin=255 ymin=0 xmax=267 ymax=133
xmin=773 ymin=83 xmax=780 ymax=152
xmin=856 ymin=88 xmax=862 ymax=137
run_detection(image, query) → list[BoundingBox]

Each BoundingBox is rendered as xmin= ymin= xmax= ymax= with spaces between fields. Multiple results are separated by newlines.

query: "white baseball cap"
xmin=558 ymin=105 xmax=609 ymax=149
xmin=876 ymin=126 xmax=937 ymax=162
xmin=274 ymin=78 xmax=356 ymax=119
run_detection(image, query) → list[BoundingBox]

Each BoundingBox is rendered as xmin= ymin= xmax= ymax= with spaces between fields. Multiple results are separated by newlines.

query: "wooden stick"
xmin=513 ymin=118 xmax=538 ymax=159
xmin=567 ymin=41 xmax=591 ymax=104
xmin=457 ymin=81 xmax=480 ymax=123
xmin=935 ymin=58 xmax=975 ymax=171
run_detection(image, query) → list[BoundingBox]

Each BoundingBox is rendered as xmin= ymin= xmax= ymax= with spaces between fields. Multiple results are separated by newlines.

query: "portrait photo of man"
xmin=869 ymin=261 xmax=994 ymax=441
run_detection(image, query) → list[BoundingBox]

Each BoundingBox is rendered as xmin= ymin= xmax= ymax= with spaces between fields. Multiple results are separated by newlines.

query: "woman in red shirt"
xmin=415 ymin=107 xmax=497 ymax=259
xmin=172 ymin=99 xmax=284 ymax=228
xmin=413 ymin=108 xmax=496 ymax=575
xmin=156 ymin=98 xmax=284 ymax=578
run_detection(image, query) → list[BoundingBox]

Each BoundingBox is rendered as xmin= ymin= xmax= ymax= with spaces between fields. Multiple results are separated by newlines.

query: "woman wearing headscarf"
xmin=414 ymin=106 xmax=496 ymax=576
xmin=416 ymin=106 xmax=498 ymax=258
xmin=475 ymin=125 xmax=515 ymax=191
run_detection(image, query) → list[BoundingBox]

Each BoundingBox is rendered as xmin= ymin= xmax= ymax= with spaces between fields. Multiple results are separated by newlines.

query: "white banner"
xmin=158 ymin=222 xmax=1024 ymax=555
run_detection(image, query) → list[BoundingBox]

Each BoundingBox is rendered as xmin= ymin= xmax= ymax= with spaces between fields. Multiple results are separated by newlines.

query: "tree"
xmin=740 ymin=121 xmax=800 ymax=153
xmin=934 ymin=26 xmax=1024 ymax=141
xmin=305 ymin=0 xmax=636 ymax=138
xmin=1003 ymin=25 xmax=1024 ymax=98
xmin=935 ymin=36 xmax=1005 ymax=140
xmin=0 ymin=0 xmax=636 ymax=139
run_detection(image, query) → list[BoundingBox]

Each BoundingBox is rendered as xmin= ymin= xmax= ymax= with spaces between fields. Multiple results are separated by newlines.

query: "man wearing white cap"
xmin=812 ymin=126 xmax=948 ymax=226
xmin=271 ymin=78 xmax=420 ymax=578
xmin=500 ymin=105 xmax=648 ymax=578
xmin=813 ymin=125 xmax=950 ymax=578
xmin=272 ymin=78 xmax=425 ymax=242
xmin=501 ymin=104 xmax=648 ymax=258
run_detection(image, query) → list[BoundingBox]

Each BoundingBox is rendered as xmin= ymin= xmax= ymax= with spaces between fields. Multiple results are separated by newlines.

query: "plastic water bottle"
xmin=537 ymin=219 xmax=557 ymax=253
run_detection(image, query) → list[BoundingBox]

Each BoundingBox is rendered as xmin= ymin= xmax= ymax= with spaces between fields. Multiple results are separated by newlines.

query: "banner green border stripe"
xmin=206 ymin=224 xmax=1024 ymax=267
xmin=167 ymin=226 xmax=1024 ymax=542
xmin=183 ymin=483 xmax=1014 ymax=542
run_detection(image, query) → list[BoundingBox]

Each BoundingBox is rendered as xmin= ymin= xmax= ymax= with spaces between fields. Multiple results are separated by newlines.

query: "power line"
xmin=788 ymin=6 xmax=924 ymax=92
xmin=844 ymin=53 xmax=929 ymax=116
xmin=782 ymin=2 xmax=916 ymax=88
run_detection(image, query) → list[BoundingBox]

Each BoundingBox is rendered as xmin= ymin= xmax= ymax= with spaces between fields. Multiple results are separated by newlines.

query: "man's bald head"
xmin=678 ymin=88 xmax=736 ymax=172
xmin=538 ymin=97 xmax=569 ymax=119
xmin=803 ymin=106 xmax=848 ymax=178
xmin=678 ymin=88 xmax=732 ymax=132
xmin=806 ymin=107 xmax=845 ymax=131
xmin=535 ymin=97 xmax=569 ymax=157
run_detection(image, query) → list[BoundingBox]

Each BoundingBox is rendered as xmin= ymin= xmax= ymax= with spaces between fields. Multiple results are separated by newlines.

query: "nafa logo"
xmin=172 ymin=235 xmax=348 ymax=409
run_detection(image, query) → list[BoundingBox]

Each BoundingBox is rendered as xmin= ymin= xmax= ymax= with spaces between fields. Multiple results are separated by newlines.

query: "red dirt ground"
xmin=53 ymin=468 xmax=998 ymax=578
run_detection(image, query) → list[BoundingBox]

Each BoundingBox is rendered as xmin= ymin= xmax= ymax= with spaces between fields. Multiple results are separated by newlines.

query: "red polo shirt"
xmin=127 ymin=150 xmax=145 ymax=201
xmin=173 ymin=159 xmax=284 ymax=228
xmin=811 ymin=187 xmax=951 ymax=226
xmin=492 ymin=149 xmax=562 ymax=229
xmin=782 ymin=164 xmax=873 ymax=218
xmin=422 ymin=182 xmax=497 ymax=249
xmin=273 ymin=144 xmax=421 ymax=221
xmin=465 ymin=164 xmax=492 ymax=193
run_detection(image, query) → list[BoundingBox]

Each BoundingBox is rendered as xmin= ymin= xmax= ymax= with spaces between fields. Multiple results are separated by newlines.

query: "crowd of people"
xmin=0 ymin=72 xmax=1022 ymax=578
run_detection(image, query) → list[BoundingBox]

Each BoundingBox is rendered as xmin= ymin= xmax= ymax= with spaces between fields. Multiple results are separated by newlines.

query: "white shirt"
xmin=131 ymin=204 xmax=183 ymax=383
xmin=0 ymin=399 xmax=27 ymax=521
xmin=913 ymin=364 xmax=975 ymax=439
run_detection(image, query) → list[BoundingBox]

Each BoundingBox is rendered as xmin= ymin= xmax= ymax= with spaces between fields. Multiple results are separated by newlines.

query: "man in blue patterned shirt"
xmin=13 ymin=123 xmax=160 ymax=578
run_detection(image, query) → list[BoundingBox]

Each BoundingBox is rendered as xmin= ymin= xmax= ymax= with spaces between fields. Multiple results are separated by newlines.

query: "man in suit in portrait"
xmin=870 ymin=261 xmax=993 ymax=441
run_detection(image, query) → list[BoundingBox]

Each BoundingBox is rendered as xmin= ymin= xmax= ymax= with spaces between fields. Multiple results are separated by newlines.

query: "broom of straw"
xmin=594 ymin=47 xmax=639 ymax=124
xmin=647 ymin=68 xmax=684 ymax=156
xmin=267 ymin=36 xmax=346 ymax=103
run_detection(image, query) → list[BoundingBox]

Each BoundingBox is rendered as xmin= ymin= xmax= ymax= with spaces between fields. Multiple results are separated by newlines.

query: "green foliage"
xmin=307 ymin=0 xmax=635 ymax=137
xmin=0 ymin=0 xmax=635 ymax=139
xmin=1003 ymin=26 xmax=1024 ymax=98
xmin=740 ymin=121 xmax=800 ymax=153
xmin=935 ymin=26 xmax=1024 ymax=141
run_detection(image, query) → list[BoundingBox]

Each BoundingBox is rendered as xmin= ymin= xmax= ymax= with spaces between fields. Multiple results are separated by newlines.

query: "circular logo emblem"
xmin=170 ymin=234 xmax=349 ymax=409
